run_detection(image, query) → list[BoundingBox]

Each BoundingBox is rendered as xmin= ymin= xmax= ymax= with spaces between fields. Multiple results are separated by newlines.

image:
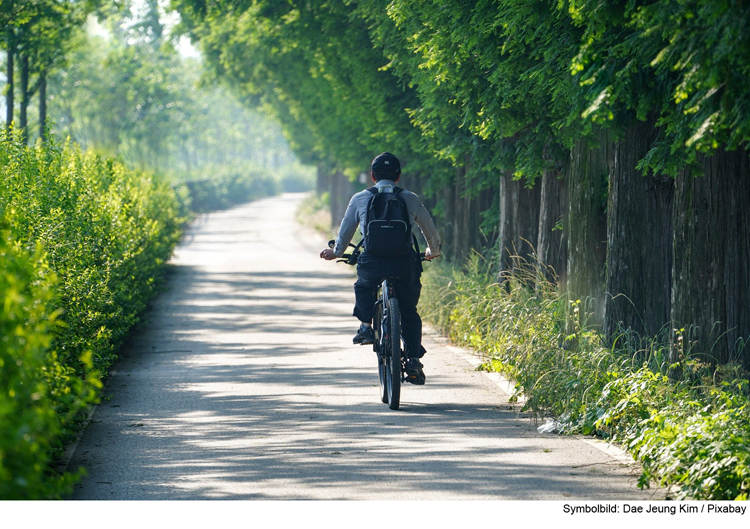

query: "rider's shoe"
xmin=353 ymin=324 xmax=375 ymax=345
xmin=405 ymin=358 xmax=426 ymax=385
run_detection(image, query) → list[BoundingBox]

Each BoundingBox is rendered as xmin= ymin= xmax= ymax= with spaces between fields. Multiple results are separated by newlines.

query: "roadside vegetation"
xmin=0 ymin=132 xmax=183 ymax=498
xmin=0 ymin=118 xmax=313 ymax=499
xmin=0 ymin=138 xmax=310 ymax=500
xmin=4 ymin=0 xmax=750 ymax=502
xmin=0 ymin=3 xmax=315 ymax=498
xmin=420 ymin=256 xmax=750 ymax=500
xmin=295 ymin=192 xmax=334 ymax=239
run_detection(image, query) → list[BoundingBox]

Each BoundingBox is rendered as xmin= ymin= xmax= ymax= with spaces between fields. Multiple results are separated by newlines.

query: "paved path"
xmin=69 ymin=193 xmax=664 ymax=500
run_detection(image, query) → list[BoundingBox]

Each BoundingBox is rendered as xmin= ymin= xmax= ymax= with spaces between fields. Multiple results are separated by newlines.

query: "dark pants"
xmin=353 ymin=250 xmax=424 ymax=358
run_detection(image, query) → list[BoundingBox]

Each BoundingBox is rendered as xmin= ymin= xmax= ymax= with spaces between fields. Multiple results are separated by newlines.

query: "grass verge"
xmin=420 ymin=252 xmax=750 ymax=500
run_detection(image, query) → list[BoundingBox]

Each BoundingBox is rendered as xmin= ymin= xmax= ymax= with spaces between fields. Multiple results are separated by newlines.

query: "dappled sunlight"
xmin=98 ymin=342 xmax=638 ymax=499
xmin=69 ymin=196 xmax=656 ymax=500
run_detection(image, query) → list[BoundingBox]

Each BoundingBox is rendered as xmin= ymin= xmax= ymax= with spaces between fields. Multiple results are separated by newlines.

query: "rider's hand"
xmin=320 ymin=248 xmax=337 ymax=260
xmin=424 ymin=248 xmax=437 ymax=260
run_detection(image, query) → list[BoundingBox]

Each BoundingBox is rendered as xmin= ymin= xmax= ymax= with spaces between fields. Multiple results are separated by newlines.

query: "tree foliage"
xmin=568 ymin=0 xmax=750 ymax=173
xmin=172 ymin=0 xmax=750 ymax=181
xmin=1 ymin=1 xmax=96 ymax=138
xmin=172 ymin=0 xmax=437 ymax=176
xmin=46 ymin=1 xmax=297 ymax=179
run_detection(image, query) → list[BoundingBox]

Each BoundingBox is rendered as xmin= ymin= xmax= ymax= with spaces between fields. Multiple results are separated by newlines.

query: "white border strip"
xmin=443 ymin=342 xmax=636 ymax=465
xmin=444 ymin=343 xmax=527 ymax=404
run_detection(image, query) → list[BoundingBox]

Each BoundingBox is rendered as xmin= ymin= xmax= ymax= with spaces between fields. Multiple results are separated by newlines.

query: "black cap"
xmin=371 ymin=152 xmax=401 ymax=173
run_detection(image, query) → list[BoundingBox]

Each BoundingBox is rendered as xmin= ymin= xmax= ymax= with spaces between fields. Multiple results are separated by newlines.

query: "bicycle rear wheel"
xmin=386 ymin=298 xmax=401 ymax=410
xmin=374 ymin=300 xmax=388 ymax=403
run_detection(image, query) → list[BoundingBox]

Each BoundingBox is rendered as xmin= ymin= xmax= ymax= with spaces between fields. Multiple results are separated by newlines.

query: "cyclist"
xmin=319 ymin=152 xmax=441 ymax=384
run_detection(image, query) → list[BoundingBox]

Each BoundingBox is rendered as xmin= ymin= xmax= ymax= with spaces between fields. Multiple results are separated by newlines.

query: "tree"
xmin=569 ymin=0 xmax=750 ymax=363
xmin=172 ymin=0 xmax=441 ymax=223
xmin=1 ymin=0 xmax=93 ymax=141
xmin=47 ymin=3 xmax=296 ymax=179
xmin=172 ymin=0 xmax=750 ymax=365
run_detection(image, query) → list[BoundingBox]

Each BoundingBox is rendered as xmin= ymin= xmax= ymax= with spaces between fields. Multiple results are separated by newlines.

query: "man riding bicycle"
xmin=320 ymin=152 xmax=441 ymax=384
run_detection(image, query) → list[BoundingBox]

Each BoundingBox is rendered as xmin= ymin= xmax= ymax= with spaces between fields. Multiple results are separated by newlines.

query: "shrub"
xmin=177 ymin=164 xmax=278 ymax=213
xmin=0 ymin=227 xmax=99 ymax=498
xmin=0 ymin=133 xmax=182 ymax=497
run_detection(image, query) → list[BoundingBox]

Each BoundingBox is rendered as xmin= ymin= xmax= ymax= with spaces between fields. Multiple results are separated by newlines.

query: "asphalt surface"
xmin=68 ymin=193 xmax=664 ymax=500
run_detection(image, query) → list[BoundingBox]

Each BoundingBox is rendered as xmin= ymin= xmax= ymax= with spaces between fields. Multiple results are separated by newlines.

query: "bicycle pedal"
xmin=406 ymin=375 xmax=425 ymax=385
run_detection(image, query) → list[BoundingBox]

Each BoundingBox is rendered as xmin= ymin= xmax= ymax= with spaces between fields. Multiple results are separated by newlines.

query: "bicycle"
xmin=329 ymin=240 xmax=426 ymax=410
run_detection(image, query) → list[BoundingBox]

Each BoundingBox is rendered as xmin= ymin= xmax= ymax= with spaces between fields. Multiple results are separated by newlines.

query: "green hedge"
xmin=179 ymin=166 xmax=278 ymax=214
xmin=0 ymin=232 xmax=84 ymax=497
xmin=0 ymin=134 xmax=182 ymax=498
xmin=420 ymin=254 xmax=750 ymax=500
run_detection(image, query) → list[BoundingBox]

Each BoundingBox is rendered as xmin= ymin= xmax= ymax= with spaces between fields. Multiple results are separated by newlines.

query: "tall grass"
xmin=296 ymin=192 xmax=335 ymax=237
xmin=420 ymin=252 xmax=750 ymax=500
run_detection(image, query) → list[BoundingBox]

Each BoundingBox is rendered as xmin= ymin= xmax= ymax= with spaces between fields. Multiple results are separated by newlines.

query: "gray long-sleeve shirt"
xmin=333 ymin=179 xmax=441 ymax=257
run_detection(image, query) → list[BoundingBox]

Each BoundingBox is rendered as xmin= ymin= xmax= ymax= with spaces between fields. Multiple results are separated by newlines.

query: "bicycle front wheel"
xmin=386 ymin=297 xmax=401 ymax=410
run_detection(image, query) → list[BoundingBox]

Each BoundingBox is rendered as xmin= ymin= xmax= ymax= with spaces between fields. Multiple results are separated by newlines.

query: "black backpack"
xmin=364 ymin=186 xmax=413 ymax=256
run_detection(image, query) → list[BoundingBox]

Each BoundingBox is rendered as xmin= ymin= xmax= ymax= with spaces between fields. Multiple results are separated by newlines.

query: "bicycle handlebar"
xmin=328 ymin=244 xmax=430 ymax=266
xmin=328 ymin=240 xmax=430 ymax=265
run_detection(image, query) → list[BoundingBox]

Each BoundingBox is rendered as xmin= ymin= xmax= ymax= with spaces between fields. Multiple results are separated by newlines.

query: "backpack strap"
xmin=364 ymin=186 xmax=378 ymax=228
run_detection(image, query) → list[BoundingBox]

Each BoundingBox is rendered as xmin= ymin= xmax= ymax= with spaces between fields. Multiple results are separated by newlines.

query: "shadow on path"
xmin=69 ymin=195 xmax=656 ymax=500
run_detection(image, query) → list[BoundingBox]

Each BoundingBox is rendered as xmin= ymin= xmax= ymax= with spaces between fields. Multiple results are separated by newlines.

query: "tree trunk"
xmin=406 ymin=171 xmax=436 ymax=212
xmin=498 ymin=170 xmax=514 ymax=274
xmin=442 ymin=173 xmax=457 ymax=260
xmin=439 ymin=163 xmax=493 ymax=263
xmin=328 ymin=169 xmax=352 ymax=230
xmin=38 ymin=71 xmax=47 ymax=141
xmin=499 ymin=171 xmax=541 ymax=276
xmin=316 ymin=164 xmax=327 ymax=196
xmin=452 ymin=164 xmax=482 ymax=263
xmin=452 ymin=166 xmax=464 ymax=261
xmin=19 ymin=54 xmax=28 ymax=144
xmin=566 ymin=129 xmax=612 ymax=326
xmin=516 ymin=179 xmax=541 ymax=265
xmin=6 ymin=38 xmax=14 ymax=131
xmin=537 ymin=164 xmax=568 ymax=284
xmin=400 ymin=170 xmax=436 ymax=252
xmin=604 ymin=117 xmax=674 ymax=342
xmin=671 ymin=149 xmax=750 ymax=369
